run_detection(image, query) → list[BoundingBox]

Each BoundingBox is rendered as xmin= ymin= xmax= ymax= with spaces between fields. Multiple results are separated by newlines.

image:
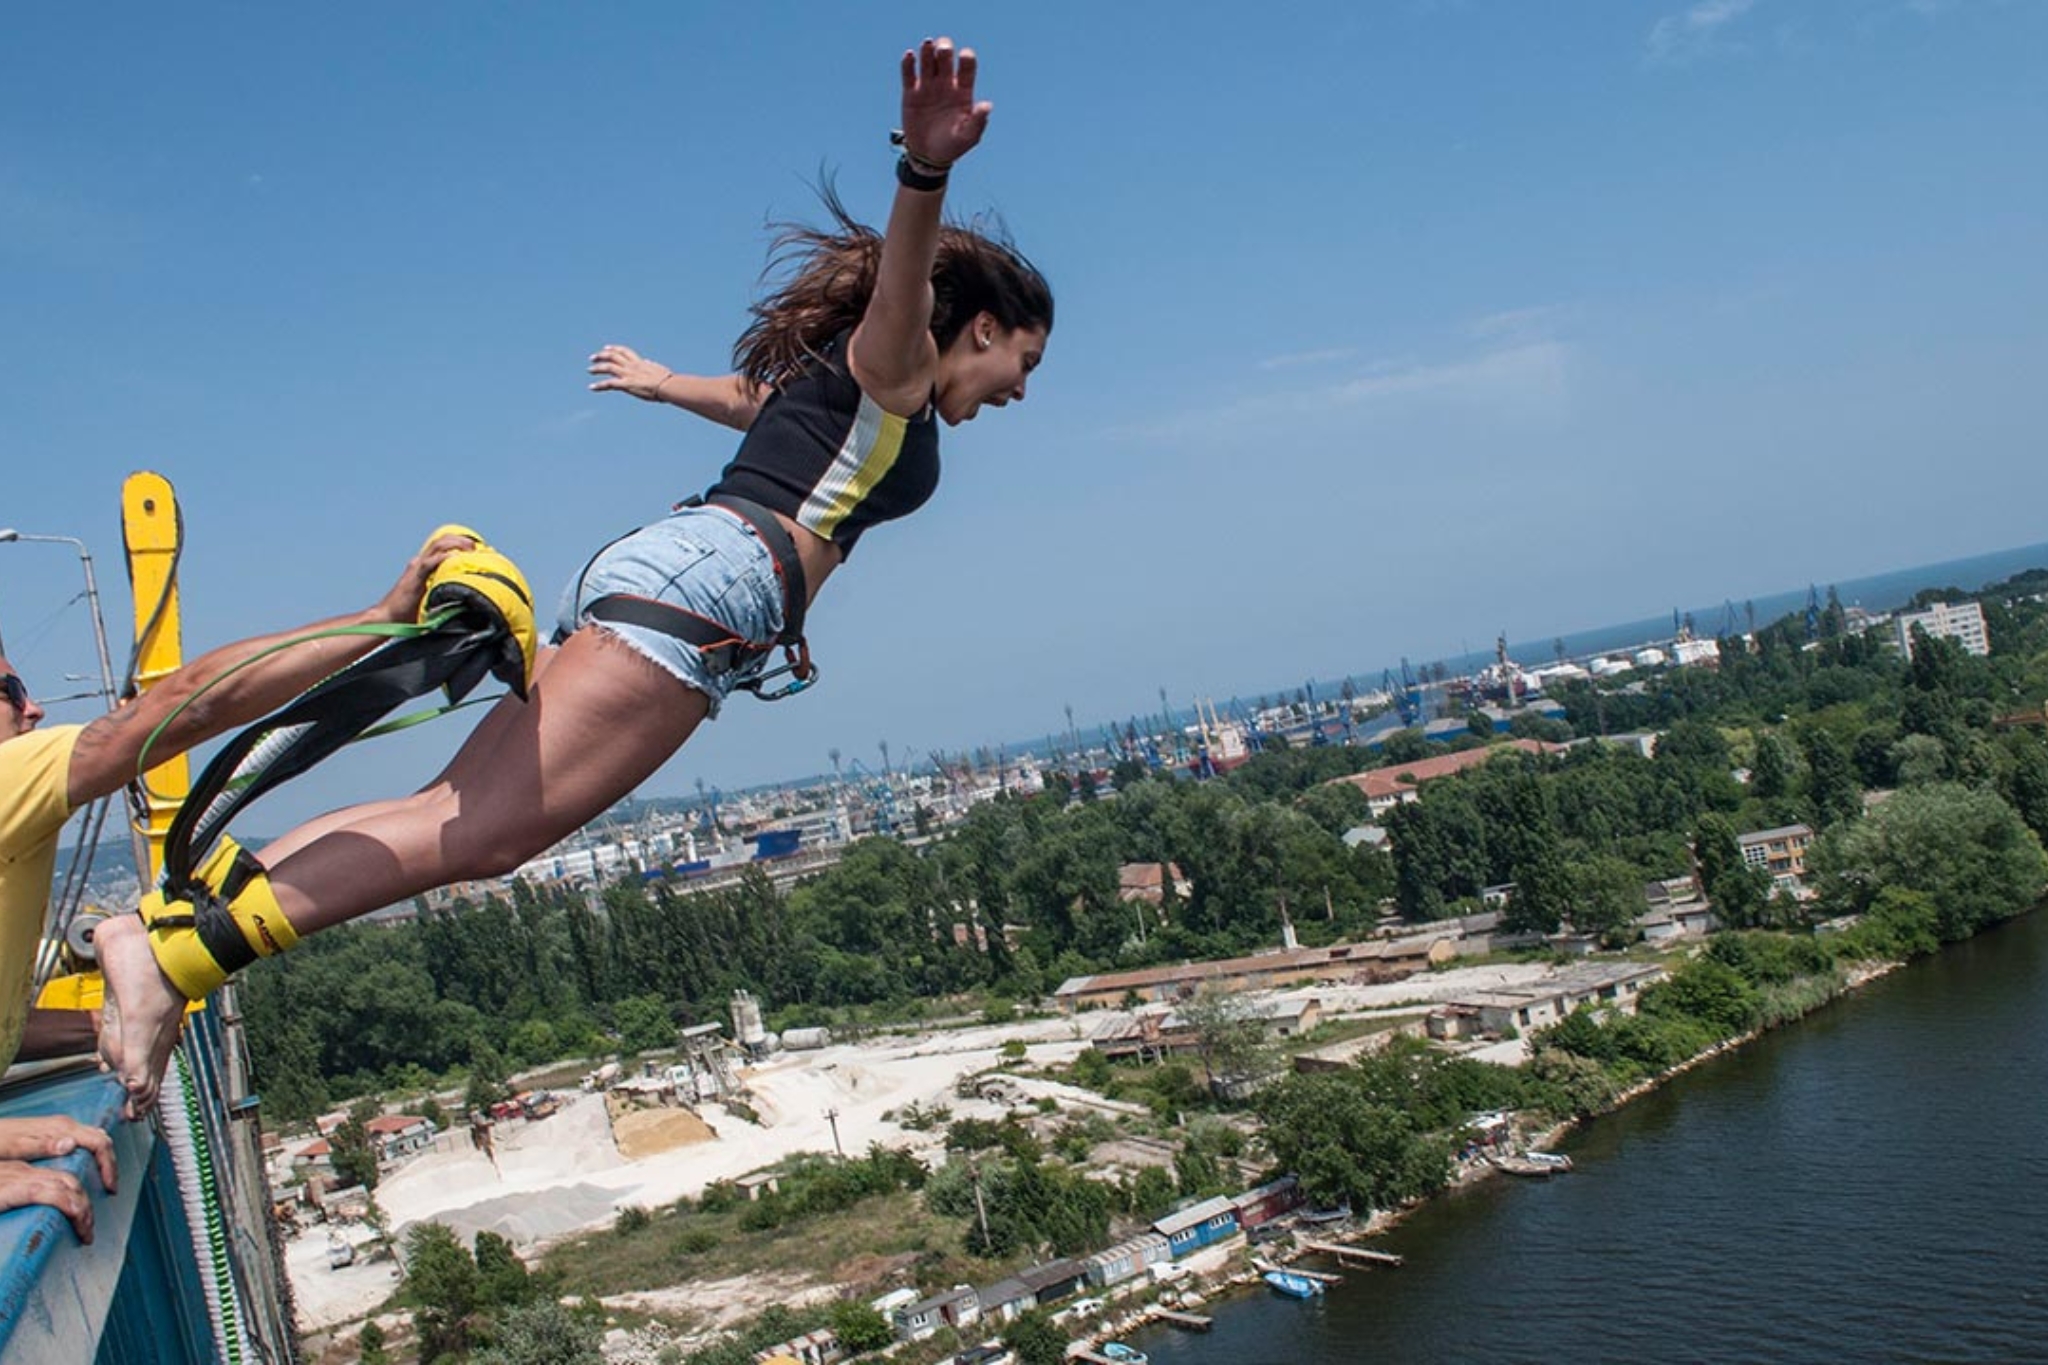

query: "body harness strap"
xmin=581 ymin=494 xmax=819 ymax=701
xmin=138 ymin=526 xmax=537 ymax=998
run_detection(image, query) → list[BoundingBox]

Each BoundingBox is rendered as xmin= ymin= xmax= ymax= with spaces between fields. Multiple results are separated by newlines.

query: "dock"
xmin=1152 ymin=1309 xmax=1213 ymax=1331
xmin=1298 ymin=1240 xmax=1405 ymax=1268
xmin=1254 ymin=1256 xmax=1342 ymax=1286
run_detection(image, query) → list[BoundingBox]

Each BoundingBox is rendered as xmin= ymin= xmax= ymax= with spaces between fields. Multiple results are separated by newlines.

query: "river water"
xmin=1130 ymin=910 xmax=2048 ymax=1364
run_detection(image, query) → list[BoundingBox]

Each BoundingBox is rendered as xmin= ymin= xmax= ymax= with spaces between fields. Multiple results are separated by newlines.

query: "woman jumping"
xmin=97 ymin=35 xmax=1052 ymax=1115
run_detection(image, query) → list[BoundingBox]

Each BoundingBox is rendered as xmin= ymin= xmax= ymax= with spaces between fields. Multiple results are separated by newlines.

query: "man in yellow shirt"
xmin=0 ymin=531 xmax=474 ymax=1243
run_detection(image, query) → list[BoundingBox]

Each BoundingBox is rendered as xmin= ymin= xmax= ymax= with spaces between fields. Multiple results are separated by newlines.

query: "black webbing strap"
xmin=582 ymin=596 xmax=755 ymax=677
xmin=685 ymin=494 xmax=808 ymax=645
xmin=161 ymin=619 xmax=510 ymax=892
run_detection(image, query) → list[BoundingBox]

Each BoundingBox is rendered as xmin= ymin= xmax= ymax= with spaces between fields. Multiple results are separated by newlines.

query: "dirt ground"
xmin=283 ymin=958 xmax=1561 ymax=1334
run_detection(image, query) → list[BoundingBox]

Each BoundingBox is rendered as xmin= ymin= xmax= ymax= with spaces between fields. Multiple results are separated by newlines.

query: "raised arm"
xmin=588 ymin=344 xmax=766 ymax=431
xmin=848 ymin=36 xmax=992 ymax=416
xmin=63 ymin=533 xmax=474 ymax=809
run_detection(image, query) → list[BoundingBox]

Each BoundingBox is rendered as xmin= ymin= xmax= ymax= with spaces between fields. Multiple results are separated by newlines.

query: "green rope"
xmin=175 ymin=1049 xmax=247 ymax=1365
xmin=133 ymin=611 xmax=457 ymax=794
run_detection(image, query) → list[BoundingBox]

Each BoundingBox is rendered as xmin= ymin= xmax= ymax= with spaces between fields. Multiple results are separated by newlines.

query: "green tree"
xmin=474 ymin=1229 xmax=534 ymax=1308
xmin=1569 ymin=854 xmax=1647 ymax=946
xmin=330 ymin=1098 xmax=381 ymax=1193
xmin=471 ymin=1301 xmax=603 ymax=1365
xmin=357 ymin=1320 xmax=388 ymax=1365
xmin=1802 ymin=728 xmax=1863 ymax=830
xmin=1642 ymin=957 xmax=1762 ymax=1038
xmin=1068 ymin=1047 xmax=1111 ymax=1091
xmin=1810 ymin=782 xmax=2048 ymax=941
xmin=466 ymin=1041 xmax=513 ymax=1114
xmin=1256 ymin=1071 xmax=1451 ymax=1212
xmin=403 ymin=1221 xmax=481 ymax=1363
xmin=2001 ymin=731 xmax=2048 ymax=841
xmin=1693 ymin=813 xmax=1771 ymax=930
xmin=250 ymin=1021 xmax=331 ymax=1124
xmin=1751 ymin=731 xmax=1794 ymax=803
xmin=1003 ymin=1310 xmax=1067 ymax=1365
xmin=1890 ymin=733 xmax=1951 ymax=787
xmin=827 ymin=1299 xmax=895 ymax=1353
xmin=507 ymin=1018 xmax=562 ymax=1067
xmin=1379 ymin=730 xmax=1432 ymax=764
xmin=1175 ymin=985 xmax=1272 ymax=1094
xmin=1298 ymin=780 xmax=1372 ymax=836
xmin=1128 ymin=1164 xmax=1178 ymax=1221
xmin=613 ymin=994 xmax=675 ymax=1055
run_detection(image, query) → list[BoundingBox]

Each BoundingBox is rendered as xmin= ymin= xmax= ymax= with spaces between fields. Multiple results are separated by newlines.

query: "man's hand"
xmin=0 ymin=1114 xmax=118 ymax=1196
xmin=0 ymin=1162 xmax=97 ymax=1243
xmin=371 ymin=531 xmax=480 ymax=625
xmin=0 ymin=1113 xmax=116 ymax=1245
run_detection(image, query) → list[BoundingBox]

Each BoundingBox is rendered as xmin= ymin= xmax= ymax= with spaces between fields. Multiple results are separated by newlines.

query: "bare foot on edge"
xmin=93 ymin=914 xmax=189 ymax=1121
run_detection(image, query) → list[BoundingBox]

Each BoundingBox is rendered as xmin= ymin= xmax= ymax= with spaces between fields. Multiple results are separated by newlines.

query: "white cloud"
xmin=1109 ymin=339 xmax=1574 ymax=446
xmin=1332 ymin=341 xmax=1570 ymax=406
xmin=1646 ymin=0 xmax=1759 ymax=64
xmin=1467 ymin=305 xmax=1574 ymax=342
xmin=1257 ymin=346 xmax=1360 ymax=371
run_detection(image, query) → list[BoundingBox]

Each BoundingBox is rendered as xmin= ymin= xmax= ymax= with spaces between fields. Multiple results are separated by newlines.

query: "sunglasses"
xmin=1 ymin=673 xmax=28 ymax=713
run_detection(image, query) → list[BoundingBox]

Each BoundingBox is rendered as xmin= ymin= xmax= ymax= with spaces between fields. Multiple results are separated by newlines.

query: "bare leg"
xmin=255 ymin=641 xmax=567 ymax=859
xmin=99 ymin=628 xmax=708 ymax=1113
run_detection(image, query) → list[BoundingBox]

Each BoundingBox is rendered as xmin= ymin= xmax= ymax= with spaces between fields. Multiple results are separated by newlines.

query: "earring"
xmin=977 ymin=334 xmax=991 ymax=350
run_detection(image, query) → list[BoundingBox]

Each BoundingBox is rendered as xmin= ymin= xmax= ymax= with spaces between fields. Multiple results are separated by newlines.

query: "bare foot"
xmin=92 ymin=914 xmax=189 ymax=1120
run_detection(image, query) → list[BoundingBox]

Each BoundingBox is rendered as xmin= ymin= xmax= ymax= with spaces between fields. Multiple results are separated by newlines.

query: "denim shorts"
xmin=555 ymin=505 xmax=787 ymax=717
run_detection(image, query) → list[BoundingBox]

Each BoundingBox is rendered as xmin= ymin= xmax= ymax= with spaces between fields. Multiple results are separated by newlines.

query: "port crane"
xmin=1380 ymin=658 xmax=1424 ymax=727
xmin=844 ymin=757 xmax=900 ymax=836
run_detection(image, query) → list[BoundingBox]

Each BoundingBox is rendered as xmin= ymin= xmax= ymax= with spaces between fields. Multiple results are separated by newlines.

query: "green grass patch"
xmin=541 ymin=1189 xmax=991 ymax=1299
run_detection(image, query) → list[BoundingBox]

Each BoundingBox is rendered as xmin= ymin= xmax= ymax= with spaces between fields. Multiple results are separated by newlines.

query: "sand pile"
xmin=612 ymin=1105 xmax=717 ymax=1160
xmin=398 ymin=1181 xmax=625 ymax=1248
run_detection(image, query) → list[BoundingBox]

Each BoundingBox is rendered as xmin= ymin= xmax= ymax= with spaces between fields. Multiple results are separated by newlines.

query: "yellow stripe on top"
xmin=796 ymin=391 xmax=909 ymax=540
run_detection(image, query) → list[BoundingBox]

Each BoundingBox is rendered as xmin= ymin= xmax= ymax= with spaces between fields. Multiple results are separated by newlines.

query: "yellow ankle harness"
xmin=140 ymin=836 xmax=299 ymax=999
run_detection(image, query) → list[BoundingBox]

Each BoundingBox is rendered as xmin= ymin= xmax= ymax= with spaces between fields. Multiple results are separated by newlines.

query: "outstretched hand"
xmin=588 ymin=344 xmax=672 ymax=402
xmin=899 ymin=36 xmax=991 ymax=169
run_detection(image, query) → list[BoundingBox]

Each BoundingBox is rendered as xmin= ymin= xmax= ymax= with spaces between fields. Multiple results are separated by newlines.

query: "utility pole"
xmin=825 ymin=1106 xmax=844 ymax=1158
xmin=968 ymin=1157 xmax=991 ymax=1248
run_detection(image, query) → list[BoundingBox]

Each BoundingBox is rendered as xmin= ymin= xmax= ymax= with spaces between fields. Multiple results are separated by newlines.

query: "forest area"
xmin=241 ymin=574 xmax=2048 ymax=1124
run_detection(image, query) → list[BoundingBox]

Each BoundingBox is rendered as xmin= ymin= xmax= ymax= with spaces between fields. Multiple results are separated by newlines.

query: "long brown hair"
xmin=733 ymin=182 xmax=1054 ymax=389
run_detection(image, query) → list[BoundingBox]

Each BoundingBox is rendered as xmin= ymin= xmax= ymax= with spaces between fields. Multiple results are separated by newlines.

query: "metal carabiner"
xmin=748 ymin=640 xmax=818 ymax=702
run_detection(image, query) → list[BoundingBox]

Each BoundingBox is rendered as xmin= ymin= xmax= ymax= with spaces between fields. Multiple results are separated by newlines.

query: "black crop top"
xmin=705 ymin=337 xmax=942 ymax=556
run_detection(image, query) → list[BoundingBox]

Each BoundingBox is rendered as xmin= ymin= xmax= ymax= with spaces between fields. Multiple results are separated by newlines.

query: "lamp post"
xmin=0 ymin=529 xmax=120 ymax=717
xmin=0 ymin=527 xmax=151 ymax=878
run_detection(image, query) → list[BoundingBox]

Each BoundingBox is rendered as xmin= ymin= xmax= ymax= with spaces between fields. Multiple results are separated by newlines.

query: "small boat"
xmin=1263 ymin=1270 xmax=1325 ymax=1300
xmin=1102 ymin=1344 xmax=1150 ymax=1364
xmin=1299 ymin=1202 xmax=1353 ymax=1225
xmin=1493 ymin=1151 xmax=1574 ymax=1178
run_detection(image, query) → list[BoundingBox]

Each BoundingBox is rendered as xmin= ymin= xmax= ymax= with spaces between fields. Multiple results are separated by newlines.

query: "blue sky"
xmin=5 ymin=1 xmax=2045 ymax=832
